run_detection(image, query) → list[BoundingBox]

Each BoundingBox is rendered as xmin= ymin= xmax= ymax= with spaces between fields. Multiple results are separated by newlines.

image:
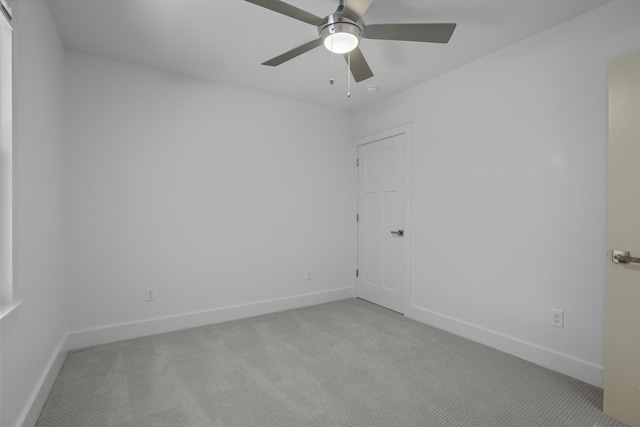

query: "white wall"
xmin=351 ymin=0 xmax=640 ymax=387
xmin=0 ymin=1 xmax=67 ymax=427
xmin=4 ymin=2 xmax=638 ymax=424
xmin=64 ymin=52 xmax=356 ymax=346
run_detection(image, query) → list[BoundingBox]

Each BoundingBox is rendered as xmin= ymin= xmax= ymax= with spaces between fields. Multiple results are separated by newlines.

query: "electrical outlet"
xmin=145 ymin=287 xmax=156 ymax=302
xmin=549 ymin=308 xmax=564 ymax=328
xmin=306 ymin=269 xmax=312 ymax=281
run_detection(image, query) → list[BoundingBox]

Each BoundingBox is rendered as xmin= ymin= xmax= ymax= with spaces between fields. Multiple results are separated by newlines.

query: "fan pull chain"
xmin=329 ymin=51 xmax=335 ymax=85
xmin=347 ymin=52 xmax=351 ymax=98
xmin=328 ymin=37 xmax=335 ymax=85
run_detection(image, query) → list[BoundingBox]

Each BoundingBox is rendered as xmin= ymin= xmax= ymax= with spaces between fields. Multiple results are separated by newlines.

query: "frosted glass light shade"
xmin=324 ymin=32 xmax=359 ymax=54
xmin=320 ymin=20 xmax=362 ymax=54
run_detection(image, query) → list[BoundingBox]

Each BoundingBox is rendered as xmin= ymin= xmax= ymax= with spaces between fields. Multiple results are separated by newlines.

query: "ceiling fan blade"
xmin=364 ymin=23 xmax=457 ymax=43
xmin=262 ymin=39 xmax=323 ymax=66
xmin=344 ymin=47 xmax=374 ymax=82
xmin=341 ymin=0 xmax=374 ymax=22
xmin=244 ymin=0 xmax=326 ymax=26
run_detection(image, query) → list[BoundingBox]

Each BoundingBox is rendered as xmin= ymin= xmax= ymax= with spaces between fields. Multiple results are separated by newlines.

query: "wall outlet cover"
xmin=549 ymin=308 xmax=564 ymax=328
xmin=145 ymin=287 xmax=156 ymax=302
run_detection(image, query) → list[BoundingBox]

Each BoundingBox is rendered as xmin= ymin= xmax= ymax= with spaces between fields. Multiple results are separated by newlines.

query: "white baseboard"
xmin=65 ymin=287 xmax=355 ymax=351
xmin=18 ymin=336 xmax=68 ymax=427
xmin=405 ymin=304 xmax=604 ymax=388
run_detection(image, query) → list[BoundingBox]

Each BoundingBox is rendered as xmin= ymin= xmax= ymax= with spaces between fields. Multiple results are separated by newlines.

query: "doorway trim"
xmin=354 ymin=122 xmax=412 ymax=314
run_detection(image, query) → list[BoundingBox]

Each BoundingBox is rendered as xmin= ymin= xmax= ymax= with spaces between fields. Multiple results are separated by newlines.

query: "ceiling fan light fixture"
xmin=320 ymin=21 xmax=362 ymax=54
xmin=324 ymin=32 xmax=359 ymax=54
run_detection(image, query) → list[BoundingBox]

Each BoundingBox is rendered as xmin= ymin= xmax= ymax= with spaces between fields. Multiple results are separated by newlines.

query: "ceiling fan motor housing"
xmin=319 ymin=14 xmax=363 ymax=53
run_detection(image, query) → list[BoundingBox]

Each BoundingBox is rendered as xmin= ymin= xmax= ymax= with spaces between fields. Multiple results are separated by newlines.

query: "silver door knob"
xmin=390 ymin=230 xmax=404 ymax=236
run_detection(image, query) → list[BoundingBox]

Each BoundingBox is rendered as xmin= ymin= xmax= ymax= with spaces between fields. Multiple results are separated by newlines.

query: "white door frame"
xmin=354 ymin=123 xmax=412 ymax=313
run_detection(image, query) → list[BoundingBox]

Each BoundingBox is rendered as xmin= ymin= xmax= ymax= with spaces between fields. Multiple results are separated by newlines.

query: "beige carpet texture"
xmin=36 ymin=299 xmax=626 ymax=426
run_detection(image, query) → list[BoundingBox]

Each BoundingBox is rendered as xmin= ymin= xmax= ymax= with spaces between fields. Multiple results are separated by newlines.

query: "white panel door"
xmin=604 ymin=50 xmax=640 ymax=427
xmin=357 ymin=127 xmax=409 ymax=313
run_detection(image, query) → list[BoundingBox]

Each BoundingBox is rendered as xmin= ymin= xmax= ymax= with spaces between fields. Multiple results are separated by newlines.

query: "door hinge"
xmin=356 ymin=158 xmax=359 ymax=167
xmin=356 ymin=269 xmax=359 ymax=277
xmin=356 ymin=214 xmax=359 ymax=222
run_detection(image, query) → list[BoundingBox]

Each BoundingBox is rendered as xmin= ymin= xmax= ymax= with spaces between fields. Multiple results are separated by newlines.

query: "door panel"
xmin=363 ymin=191 xmax=381 ymax=286
xmin=357 ymin=127 xmax=409 ymax=313
xmin=604 ymin=49 xmax=640 ymax=427
xmin=383 ymin=190 xmax=400 ymax=292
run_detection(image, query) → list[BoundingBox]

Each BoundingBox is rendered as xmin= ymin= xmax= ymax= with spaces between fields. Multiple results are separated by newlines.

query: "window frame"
xmin=0 ymin=0 xmax=19 ymax=319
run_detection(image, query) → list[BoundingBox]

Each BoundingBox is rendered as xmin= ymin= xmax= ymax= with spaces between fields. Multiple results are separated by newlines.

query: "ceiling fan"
xmin=244 ymin=0 xmax=457 ymax=83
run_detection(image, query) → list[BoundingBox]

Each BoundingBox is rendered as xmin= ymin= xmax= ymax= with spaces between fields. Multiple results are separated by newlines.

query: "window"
xmin=0 ymin=0 xmax=15 ymax=318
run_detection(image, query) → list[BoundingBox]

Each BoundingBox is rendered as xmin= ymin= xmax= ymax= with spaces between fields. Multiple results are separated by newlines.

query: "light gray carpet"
xmin=37 ymin=299 xmax=627 ymax=426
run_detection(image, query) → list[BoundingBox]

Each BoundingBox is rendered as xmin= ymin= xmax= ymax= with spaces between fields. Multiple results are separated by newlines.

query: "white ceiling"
xmin=47 ymin=0 xmax=612 ymax=112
